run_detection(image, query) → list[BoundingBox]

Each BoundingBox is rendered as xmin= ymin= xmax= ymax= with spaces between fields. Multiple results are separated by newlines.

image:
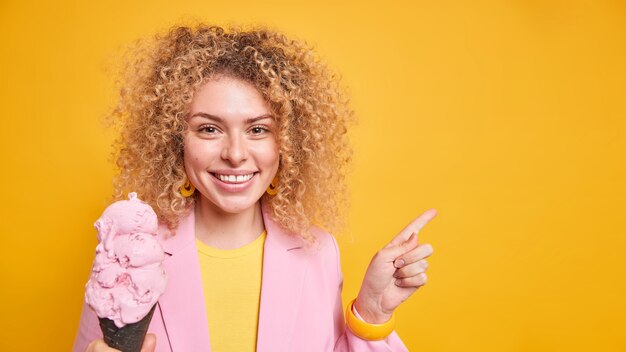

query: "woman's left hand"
xmin=354 ymin=209 xmax=438 ymax=324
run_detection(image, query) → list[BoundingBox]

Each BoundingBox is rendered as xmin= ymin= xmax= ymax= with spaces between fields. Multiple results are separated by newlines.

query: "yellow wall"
xmin=1 ymin=1 xmax=624 ymax=350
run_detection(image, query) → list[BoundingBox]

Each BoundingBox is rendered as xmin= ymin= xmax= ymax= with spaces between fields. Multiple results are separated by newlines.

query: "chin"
xmin=212 ymin=197 xmax=260 ymax=214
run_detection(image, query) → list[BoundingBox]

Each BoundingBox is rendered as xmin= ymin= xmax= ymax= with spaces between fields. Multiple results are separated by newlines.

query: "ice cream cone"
xmin=86 ymin=193 xmax=167 ymax=351
xmin=99 ymin=304 xmax=156 ymax=352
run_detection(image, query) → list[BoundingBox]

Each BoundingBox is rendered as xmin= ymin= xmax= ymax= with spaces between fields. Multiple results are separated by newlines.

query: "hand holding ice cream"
xmin=85 ymin=334 xmax=156 ymax=352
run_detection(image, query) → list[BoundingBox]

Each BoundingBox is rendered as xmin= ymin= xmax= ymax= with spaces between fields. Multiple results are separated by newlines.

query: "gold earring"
xmin=180 ymin=176 xmax=196 ymax=197
xmin=266 ymin=176 xmax=278 ymax=195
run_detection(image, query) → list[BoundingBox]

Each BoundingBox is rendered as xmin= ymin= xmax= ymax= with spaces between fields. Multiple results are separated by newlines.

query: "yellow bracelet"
xmin=345 ymin=298 xmax=395 ymax=340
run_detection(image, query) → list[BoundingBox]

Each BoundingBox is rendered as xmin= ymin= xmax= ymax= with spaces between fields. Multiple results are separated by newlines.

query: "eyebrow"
xmin=189 ymin=112 xmax=274 ymax=124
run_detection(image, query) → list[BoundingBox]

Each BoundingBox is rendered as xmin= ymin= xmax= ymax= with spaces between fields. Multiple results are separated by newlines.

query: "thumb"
xmin=140 ymin=333 xmax=156 ymax=352
xmin=379 ymin=232 xmax=418 ymax=262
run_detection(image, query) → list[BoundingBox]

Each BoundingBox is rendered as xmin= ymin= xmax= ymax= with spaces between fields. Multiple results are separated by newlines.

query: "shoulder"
xmin=308 ymin=225 xmax=339 ymax=253
xmin=303 ymin=225 xmax=342 ymax=278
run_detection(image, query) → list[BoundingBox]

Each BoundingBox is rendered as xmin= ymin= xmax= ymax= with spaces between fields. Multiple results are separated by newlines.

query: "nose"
xmin=221 ymin=134 xmax=248 ymax=165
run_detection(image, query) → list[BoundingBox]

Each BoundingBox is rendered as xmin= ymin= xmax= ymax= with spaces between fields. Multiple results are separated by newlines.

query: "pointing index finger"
xmin=387 ymin=208 xmax=438 ymax=247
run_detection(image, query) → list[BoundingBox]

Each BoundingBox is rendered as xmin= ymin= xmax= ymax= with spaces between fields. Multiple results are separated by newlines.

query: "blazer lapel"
xmin=157 ymin=210 xmax=212 ymax=351
xmin=155 ymin=200 xmax=310 ymax=352
xmin=256 ymin=200 xmax=310 ymax=352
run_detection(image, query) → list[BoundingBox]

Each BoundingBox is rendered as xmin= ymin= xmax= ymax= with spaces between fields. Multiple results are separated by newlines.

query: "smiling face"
xmin=183 ymin=75 xmax=279 ymax=214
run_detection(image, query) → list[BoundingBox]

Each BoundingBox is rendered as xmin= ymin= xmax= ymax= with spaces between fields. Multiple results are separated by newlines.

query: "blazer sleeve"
xmin=72 ymin=300 xmax=104 ymax=352
xmin=328 ymin=236 xmax=410 ymax=352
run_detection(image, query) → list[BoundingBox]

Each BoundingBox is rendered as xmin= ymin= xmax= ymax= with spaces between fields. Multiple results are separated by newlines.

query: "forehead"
xmin=188 ymin=76 xmax=271 ymax=119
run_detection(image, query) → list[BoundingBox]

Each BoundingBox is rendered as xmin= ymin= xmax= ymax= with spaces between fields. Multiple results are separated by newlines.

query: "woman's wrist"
xmin=346 ymin=298 xmax=395 ymax=340
xmin=353 ymin=296 xmax=393 ymax=324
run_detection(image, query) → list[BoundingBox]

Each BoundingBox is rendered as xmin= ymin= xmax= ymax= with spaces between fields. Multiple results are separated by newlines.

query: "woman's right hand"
xmin=85 ymin=334 xmax=156 ymax=352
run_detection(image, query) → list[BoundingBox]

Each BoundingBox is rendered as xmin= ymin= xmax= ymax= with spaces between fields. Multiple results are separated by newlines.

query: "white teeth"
xmin=216 ymin=173 xmax=253 ymax=183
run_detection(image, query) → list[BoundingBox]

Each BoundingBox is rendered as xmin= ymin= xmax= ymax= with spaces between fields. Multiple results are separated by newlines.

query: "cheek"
xmin=253 ymin=142 xmax=279 ymax=167
xmin=184 ymin=138 xmax=219 ymax=161
xmin=183 ymin=139 xmax=215 ymax=169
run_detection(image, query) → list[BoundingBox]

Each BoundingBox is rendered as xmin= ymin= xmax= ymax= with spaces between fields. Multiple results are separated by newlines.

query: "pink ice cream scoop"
xmin=85 ymin=192 xmax=167 ymax=329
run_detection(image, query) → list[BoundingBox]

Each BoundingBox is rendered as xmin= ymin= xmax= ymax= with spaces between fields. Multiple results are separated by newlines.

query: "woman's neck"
xmin=194 ymin=197 xmax=265 ymax=250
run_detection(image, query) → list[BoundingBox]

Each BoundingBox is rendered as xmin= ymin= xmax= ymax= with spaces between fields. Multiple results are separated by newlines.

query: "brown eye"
xmin=200 ymin=126 xmax=218 ymax=134
xmin=250 ymin=125 xmax=269 ymax=134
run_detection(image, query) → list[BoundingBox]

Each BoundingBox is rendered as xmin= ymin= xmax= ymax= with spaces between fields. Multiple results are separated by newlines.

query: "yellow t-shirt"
xmin=196 ymin=231 xmax=266 ymax=352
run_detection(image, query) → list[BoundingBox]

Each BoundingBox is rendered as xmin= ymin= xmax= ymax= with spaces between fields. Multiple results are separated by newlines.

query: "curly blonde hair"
xmin=109 ymin=23 xmax=353 ymax=242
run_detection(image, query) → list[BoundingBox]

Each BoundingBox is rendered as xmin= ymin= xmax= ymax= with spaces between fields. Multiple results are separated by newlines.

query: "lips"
xmin=212 ymin=172 xmax=255 ymax=183
xmin=209 ymin=172 xmax=258 ymax=193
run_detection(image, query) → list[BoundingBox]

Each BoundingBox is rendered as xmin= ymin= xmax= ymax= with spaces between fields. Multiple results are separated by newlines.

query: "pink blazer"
xmin=73 ymin=201 xmax=409 ymax=351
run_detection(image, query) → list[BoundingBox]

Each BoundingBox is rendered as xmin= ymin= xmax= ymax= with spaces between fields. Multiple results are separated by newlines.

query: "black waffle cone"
xmin=99 ymin=305 xmax=156 ymax=352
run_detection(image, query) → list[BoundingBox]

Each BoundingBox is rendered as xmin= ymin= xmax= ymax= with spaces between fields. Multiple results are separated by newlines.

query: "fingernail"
xmin=394 ymin=259 xmax=405 ymax=268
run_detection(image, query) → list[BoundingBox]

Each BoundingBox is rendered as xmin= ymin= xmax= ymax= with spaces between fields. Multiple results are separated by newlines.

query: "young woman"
xmin=74 ymin=24 xmax=437 ymax=352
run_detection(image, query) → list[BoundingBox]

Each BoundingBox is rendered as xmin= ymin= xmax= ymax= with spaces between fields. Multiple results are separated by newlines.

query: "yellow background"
xmin=1 ymin=1 xmax=624 ymax=351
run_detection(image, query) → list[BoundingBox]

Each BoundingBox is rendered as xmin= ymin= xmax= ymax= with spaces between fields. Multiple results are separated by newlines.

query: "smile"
xmin=211 ymin=172 xmax=255 ymax=184
xmin=209 ymin=170 xmax=259 ymax=193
